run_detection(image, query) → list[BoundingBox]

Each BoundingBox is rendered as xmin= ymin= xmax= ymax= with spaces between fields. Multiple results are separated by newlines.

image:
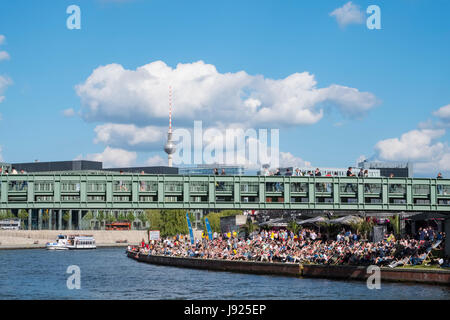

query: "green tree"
xmin=145 ymin=210 xmax=161 ymax=230
xmin=202 ymin=210 xmax=242 ymax=234
xmin=0 ymin=210 xmax=15 ymax=220
xmin=83 ymin=211 xmax=93 ymax=221
xmin=18 ymin=209 xmax=28 ymax=220
xmin=287 ymin=220 xmax=301 ymax=234
xmin=139 ymin=211 xmax=149 ymax=228
xmin=63 ymin=212 xmax=70 ymax=222
xmin=126 ymin=211 xmax=136 ymax=223
xmin=106 ymin=212 xmax=117 ymax=223
xmin=243 ymin=217 xmax=259 ymax=236
xmin=42 ymin=210 xmax=49 ymax=222
xmin=389 ymin=215 xmax=400 ymax=236
xmin=118 ymin=212 xmax=127 ymax=221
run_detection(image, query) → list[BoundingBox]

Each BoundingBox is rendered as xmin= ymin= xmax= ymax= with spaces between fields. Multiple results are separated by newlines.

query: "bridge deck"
xmin=1 ymin=173 xmax=450 ymax=212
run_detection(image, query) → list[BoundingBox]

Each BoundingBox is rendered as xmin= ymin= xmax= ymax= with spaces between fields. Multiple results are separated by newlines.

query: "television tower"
xmin=164 ymin=86 xmax=176 ymax=167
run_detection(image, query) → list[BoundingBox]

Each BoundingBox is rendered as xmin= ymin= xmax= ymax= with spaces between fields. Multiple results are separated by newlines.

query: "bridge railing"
xmin=1 ymin=173 xmax=450 ymax=210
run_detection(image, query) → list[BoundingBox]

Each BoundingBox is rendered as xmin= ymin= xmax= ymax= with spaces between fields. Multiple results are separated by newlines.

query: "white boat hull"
xmin=46 ymin=243 xmax=68 ymax=250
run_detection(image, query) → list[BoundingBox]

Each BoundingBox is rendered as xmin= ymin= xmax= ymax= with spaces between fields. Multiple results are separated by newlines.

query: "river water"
xmin=0 ymin=247 xmax=448 ymax=300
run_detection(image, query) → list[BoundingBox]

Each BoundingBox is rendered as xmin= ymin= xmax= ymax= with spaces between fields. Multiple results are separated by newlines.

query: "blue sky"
xmin=0 ymin=0 xmax=449 ymax=176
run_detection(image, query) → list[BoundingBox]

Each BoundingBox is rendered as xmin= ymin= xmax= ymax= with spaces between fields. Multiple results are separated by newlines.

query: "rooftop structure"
xmin=358 ymin=160 xmax=413 ymax=178
xmin=104 ymin=166 xmax=178 ymax=174
xmin=11 ymin=160 xmax=102 ymax=173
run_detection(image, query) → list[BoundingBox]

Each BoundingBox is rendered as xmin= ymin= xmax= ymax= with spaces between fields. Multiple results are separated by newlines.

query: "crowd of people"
xmin=130 ymin=227 xmax=448 ymax=268
xmin=261 ymin=167 xmax=370 ymax=177
xmin=0 ymin=167 xmax=26 ymax=175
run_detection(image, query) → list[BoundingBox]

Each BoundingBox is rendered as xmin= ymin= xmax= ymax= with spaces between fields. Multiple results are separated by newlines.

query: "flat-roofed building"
xmin=11 ymin=160 xmax=102 ymax=173
xmin=358 ymin=160 xmax=413 ymax=178
xmin=104 ymin=166 xmax=178 ymax=174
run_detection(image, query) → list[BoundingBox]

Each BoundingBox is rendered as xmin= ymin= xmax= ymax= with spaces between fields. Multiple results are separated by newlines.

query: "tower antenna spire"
xmin=169 ymin=85 xmax=172 ymax=132
xmin=164 ymin=85 xmax=176 ymax=167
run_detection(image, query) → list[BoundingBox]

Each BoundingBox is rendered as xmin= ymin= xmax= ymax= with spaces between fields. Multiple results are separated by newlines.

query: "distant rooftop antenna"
xmin=169 ymin=85 xmax=172 ymax=132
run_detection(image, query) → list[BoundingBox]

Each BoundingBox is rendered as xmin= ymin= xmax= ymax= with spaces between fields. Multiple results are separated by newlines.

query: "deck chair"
xmin=422 ymin=240 xmax=442 ymax=265
xmin=388 ymin=257 xmax=409 ymax=268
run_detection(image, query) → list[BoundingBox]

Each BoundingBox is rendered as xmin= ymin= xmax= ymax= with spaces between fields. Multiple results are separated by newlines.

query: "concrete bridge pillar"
xmin=38 ymin=209 xmax=42 ymax=230
xmin=68 ymin=210 xmax=73 ymax=230
xmin=78 ymin=210 xmax=82 ymax=230
xmin=58 ymin=209 xmax=62 ymax=230
xmin=28 ymin=209 xmax=32 ymax=230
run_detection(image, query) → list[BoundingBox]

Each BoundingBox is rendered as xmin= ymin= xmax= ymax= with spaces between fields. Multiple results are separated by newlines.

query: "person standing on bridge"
xmin=437 ymin=172 xmax=443 ymax=194
xmin=345 ymin=167 xmax=355 ymax=192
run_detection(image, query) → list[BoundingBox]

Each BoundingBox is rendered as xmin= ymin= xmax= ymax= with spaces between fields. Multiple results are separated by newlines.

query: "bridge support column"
xmin=78 ymin=210 xmax=82 ymax=230
xmin=445 ymin=219 xmax=450 ymax=257
xmin=38 ymin=209 xmax=42 ymax=230
xmin=399 ymin=214 xmax=406 ymax=237
xmin=68 ymin=210 xmax=73 ymax=230
xmin=411 ymin=221 xmax=416 ymax=236
xmin=28 ymin=209 xmax=32 ymax=230
xmin=58 ymin=209 xmax=62 ymax=230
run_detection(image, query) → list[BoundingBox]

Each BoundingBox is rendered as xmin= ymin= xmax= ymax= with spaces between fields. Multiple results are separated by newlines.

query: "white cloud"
xmin=330 ymin=1 xmax=364 ymax=27
xmin=433 ymin=104 xmax=450 ymax=122
xmin=94 ymin=123 xmax=164 ymax=150
xmin=146 ymin=154 xmax=166 ymax=166
xmin=279 ymin=152 xmax=311 ymax=168
xmin=0 ymin=146 xmax=3 ymax=162
xmin=0 ymin=76 xmax=12 ymax=103
xmin=0 ymin=35 xmax=5 ymax=45
xmin=374 ymin=128 xmax=450 ymax=175
xmin=80 ymin=146 xmax=137 ymax=167
xmin=0 ymin=51 xmax=10 ymax=61
xmin=75 ymin=60 xmax=377 ymax=127
xmin=375 ymin=129 xmax=446 ymax=161
xmin=62 ymin=108 xmax=76 ymax=117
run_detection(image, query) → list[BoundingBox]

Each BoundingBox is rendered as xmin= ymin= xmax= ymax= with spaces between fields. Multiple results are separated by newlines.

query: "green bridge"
xmin=1 ymin=172 xmax=450 ymax=212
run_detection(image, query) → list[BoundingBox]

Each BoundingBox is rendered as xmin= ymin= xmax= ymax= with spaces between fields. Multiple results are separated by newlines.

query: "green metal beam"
xmin=0 ymin=173 xmax=449 ymax=213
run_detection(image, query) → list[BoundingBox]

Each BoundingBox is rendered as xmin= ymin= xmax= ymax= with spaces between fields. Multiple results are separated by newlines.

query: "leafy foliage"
xmin=287 ymin=220 xmax=301 ymax=234
xmin=202 ymin=210 xmax=242 ymax=233
xmin=0 ymin=210 xmax=15 ymax=220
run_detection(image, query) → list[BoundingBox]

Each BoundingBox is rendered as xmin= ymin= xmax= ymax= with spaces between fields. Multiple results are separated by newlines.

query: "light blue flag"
xmin=186 ymin=212 xmax=194 ymax=244
xmin=205 ymin=217 xmax=213 ymax=241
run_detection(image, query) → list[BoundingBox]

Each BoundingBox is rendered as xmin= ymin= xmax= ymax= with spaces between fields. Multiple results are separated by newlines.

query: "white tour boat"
xmin=46 ymin=234 xmax=69 ymax=250
xmin=46 ymin=234 xmax=96 ymax=250
xmin=66 ymin=235 xmax=96 ymax=249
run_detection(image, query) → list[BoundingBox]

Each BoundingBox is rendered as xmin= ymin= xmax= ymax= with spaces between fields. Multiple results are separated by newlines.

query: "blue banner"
xmin=205 ymin=217 xmax=213 ymax=240
xmin=186 ymin=212 xmax=194 ymax=244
